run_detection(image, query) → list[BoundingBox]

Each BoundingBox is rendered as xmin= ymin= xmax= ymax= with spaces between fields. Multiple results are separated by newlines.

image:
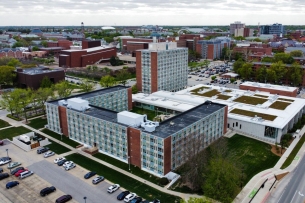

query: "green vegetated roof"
xmin=278 ymin=98 xmax=294 ymax=102
xmin=234 ymin=95 xmax=268 ymax=105
xmin=192 ymin=89 xmax=220 ymax=97
xmin=230 ymin=108 xmax=277 ymax=121
xmin=224 ymin=90 xmax=232 ymax=93
xmin=217 ymin=94 xmax=232 ymax=100
xmin=254 ymin=94 xmax=269 ymax=98
xmin=269 ymin=101 xmax=291 ymax=110
xmin=190 ymin=86 xmax=210 ymax=94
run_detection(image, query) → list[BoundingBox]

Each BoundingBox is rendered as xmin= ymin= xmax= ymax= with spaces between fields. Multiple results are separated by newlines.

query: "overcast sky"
xmin=0 ymin=0 xmax=304 ymax=26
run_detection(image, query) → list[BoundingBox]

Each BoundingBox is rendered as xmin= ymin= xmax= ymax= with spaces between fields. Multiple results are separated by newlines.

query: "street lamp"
xmin=84 ymin=196 xmax=87 ymax=203
xmin=6 ymin=149 xmax=8 ymax=157
xmin=128 ymin=156 xmax=131 ymax=171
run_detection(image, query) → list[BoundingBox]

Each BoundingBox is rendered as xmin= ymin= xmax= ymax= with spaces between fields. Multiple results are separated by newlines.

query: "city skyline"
xmin=0 ymin=0 xmax=304 ymax=26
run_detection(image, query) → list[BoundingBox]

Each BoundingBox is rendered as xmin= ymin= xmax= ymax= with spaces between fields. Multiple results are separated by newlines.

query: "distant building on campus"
xmin=230 ymin=21 xmax=245 ymax=35
xmin=235 ymin=28 xmax=254 ymax=37
xmin=196 ymin=39 xmax=229 ymax=60
xmin=135 ymin=42 xmax=188 ymax=94
xmin=260 ymin=23 xmax=285 ymax=36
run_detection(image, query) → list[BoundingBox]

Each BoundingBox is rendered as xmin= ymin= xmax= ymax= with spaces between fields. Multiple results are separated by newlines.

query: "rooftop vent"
xmin=170 ymin=121 xmax=175 ymax=126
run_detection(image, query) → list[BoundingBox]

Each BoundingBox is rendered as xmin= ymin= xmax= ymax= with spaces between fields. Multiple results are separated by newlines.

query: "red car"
xmin=0 ymin=140 xmax=3 ymax=145
xmin=15 ymin=169 xmax=28 ymax=177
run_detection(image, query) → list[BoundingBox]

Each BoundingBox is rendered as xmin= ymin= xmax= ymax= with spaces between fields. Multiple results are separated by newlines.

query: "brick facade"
xmin=58 ymin=106 xmax=69 ymax=136
xmin=135 ymin=50 xmax=142 ymax=91
xmin=127 ymin=128 xmax=141 ymax=168
xmin=150 ymin=52 xmax=158 ymax=93
xmin=239 ymin=85 xmax=297 ymax=97
xmin=163 ymin=137 xmax=172 ymax=174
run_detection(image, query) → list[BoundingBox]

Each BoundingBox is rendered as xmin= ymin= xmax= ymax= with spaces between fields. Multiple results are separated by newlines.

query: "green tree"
xmin=55 ymin=81 xmax=74 ymax=98
xmin=222 ymin=47 xmax=229 ymax=60
xmin=211 ymin=76 xmax=216 ymax=80
xmin=116 ymin=69 xmax=131 ymax=86
xmin=7 ymin=58 xmax=22 ymax=68
xmin=256 ymin=65 xmax=268 ymax=83
xmin=202 ymin=60 xmax=210 ymax=68
xmin=40 ymin=76 xmax=53 ymax=88
xmin=100 ymin=75 xmax=117 ymax=88
xmin=261 ymin=57 xmax=274 ymax=63
xmin=233 ymin=59 xmax=245 ymax=73
xmin=0 ymin=66 xmax=16 ymax=87
xmin=267 ymin=69 xmax=276 ymax=82
xmin=253 ymin=38 xmax=262 ymax=42
xmin=131 ymin=85 xmax=138 ymax=94
xmin=41 ymin=41 xmax=48 ymax=47
xmin=79 ymin=79 xmax=95 ymax=92
xmin=180 ymin=197 xmax=212 ymax=203
xmin=290 ymin=50 xmax=303 ymax=57
xmin=36 ymin=87 xmax=54 ymax=116
xmin=274 ymin=53 xmax=295 ymax=64
xmin=0 ymin=91 xmax=15 ymax=115
xmin=239 ymin=63 xmax=253 ymax=80
xmin=203 ymin=138 xmax=242 ymax=203
xmin=270 ymin=61 xmax=287 ymax=83
xmin=12 ymin=41 xmax=24 ymax=48
xmin=290 ymin=62 xmax=303 ymax=86
xmin=32 ymin=46 xmax=39 ymax=51
xmin=15 ymin=88 xmax=32 ymax=123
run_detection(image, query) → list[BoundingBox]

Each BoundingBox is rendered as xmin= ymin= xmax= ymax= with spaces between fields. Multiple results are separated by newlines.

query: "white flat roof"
xmin=118 ymin=111 xmax=143 ymax=119
xmin=133 ymin=84 xmax=305 ymax=129
xmin=241 ymin=82 xmax=297 ymax=93
xmin=84 ymin=46 xmax=111 ymax=52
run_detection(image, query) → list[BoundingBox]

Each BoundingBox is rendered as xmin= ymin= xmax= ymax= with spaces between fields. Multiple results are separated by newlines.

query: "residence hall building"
xmin=136 ymin=42 xmax=188 ymax=94
xmin=16 ymin=66 xmax=65 ymax=89
xmin=132 ymin=84 xmax=305 ymax=144
xmin=59 ymin=45 xmax=116 ymax=68
xmin=45 ymin=85 xmax=227 ymax=176
xmin=196 ymin=39 xmax=229 ymax=60
xmin=230 ymin=21 xmax=245 ymax=35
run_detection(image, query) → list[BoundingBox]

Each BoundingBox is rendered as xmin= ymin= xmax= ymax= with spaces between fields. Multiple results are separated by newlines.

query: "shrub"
xmin=7 ymin=114 xmax=22 ymax=121
xmin=159 ymin=177 xmax=169 ymax=186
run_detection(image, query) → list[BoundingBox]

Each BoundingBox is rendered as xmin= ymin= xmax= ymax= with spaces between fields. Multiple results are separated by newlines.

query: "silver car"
xmin=44 ymin=151 xmax=55 ymax=158
xmin=19 ymin=171 xmax=34 ymax=179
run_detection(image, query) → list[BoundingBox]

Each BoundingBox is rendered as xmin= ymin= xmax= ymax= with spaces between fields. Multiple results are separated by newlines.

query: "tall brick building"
xmin=196 ymin=40 xmax=229 ymax=60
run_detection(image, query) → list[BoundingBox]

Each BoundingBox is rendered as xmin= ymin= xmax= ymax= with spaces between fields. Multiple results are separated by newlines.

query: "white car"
xmin=0 ymin=157 xmax=11 ymax=165
xmin=19 ymin=171 xmax=34 ymax=179
xmin=54 ymin=157 xmax=65 ymax=164
xmin=44 ymin=151 xmax=55 ymax=158
xmin=107 ymin=184 xmax=120 ymax=193
xmin=64 ymin=163 xmax=76 ymax=171
xmin=63 ymin=161 xmax=74 ymax=168
xmin=124 ymin=193 xmax=137 ymax=202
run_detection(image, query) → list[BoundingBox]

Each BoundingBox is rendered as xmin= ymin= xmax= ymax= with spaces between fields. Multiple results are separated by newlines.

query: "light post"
xmin=84 ymin=196 xmax=87 ymax=203
xmin=6 ymin=149 xmax=8 ymax=157
xmin=128 ymin=156 xmax=130 ymax=171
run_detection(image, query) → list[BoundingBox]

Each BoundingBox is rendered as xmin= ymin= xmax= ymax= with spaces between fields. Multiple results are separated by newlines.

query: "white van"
xmin=19 ymin=171 xmax=34 ymax=179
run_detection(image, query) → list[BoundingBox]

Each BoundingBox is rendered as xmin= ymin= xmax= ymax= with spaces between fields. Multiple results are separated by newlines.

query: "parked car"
xmin=19 ymin=170 xmax=34 ymax=179
xmin=0 ymin=168 xmax=3 ymax=173
xmin=117 ymin=191 xmax=130 ymax=200
xmin=54 ymin=157 xmax=66 ymax=164
xmin=40 ymin=186 xmax=56 ymax=196
xmin=0 ymin=173 xmax=9 ymax=180
xmin=84 ymin=171 xmax=97 ymax=179
xmin=108 ymin=184 xmax=120 ymax=193
xmin=6 ymin=181 xmax=19 ymax=189
xmin=15 ymin=169 xmax=28 ymax=177
xmin=11 ymin=167 xmax=24 ymax=175
xmin=63 ymin=161 xmax=74 ymax=168
xmin=55 ymin=194 xmax=72 ymax=203
xmin=233 ymin=81 xmax=237 ymax=84
xmin=44 ymin=151 xmax=55 ymax=158
xmin=124 ymin=193 xmax=137 ymax=202
xmin=64 ymin=163 xmax=76 ymax=171
xmin=151 ymin=199 xmax=161 ymax=203
xmin=7 ymin=162 xmax=21 ymax=169
xmin=92 ymin=176 xmax=104 ymax=184
xmin=0 ymin=157 xmax=11 ymax=165
xmin=130 ymin=197 xmax=142 ymax=203
xmin=37 ymin=147 xmax=49 ymax=154
xmin=57 ymin=159 xmax=68 ymax=166
xmin=0 ymin=140 xmax=3 ymax=145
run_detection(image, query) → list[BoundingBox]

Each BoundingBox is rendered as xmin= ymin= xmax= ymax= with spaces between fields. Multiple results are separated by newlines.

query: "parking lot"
xmin=0 ymin=141 xmax=123 ymax=203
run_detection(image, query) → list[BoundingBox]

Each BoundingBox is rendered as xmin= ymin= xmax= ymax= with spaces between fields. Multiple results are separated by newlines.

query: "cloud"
xmin=0 ymin=0 xmax=303 ymax=25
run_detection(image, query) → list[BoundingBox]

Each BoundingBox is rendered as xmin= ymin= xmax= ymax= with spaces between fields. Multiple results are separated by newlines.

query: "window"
xmin=236 ymin=122 xmax=238 ymax=126
xmin=240 ymin=124 xmax=242 ymax=129
xmin=233 ymin=123 xmax=235 ymax=127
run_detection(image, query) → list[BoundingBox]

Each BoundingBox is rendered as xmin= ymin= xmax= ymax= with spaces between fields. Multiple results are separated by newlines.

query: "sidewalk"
xmin=0 ymin=114 xmax=201 ymax=200
xmin=234 ymin=124 xmax=305 ymax=203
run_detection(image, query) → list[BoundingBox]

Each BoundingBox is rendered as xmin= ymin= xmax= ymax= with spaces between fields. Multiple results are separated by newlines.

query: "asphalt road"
xmin=277 ymin=155 xmax=305 ymax=203
xmin=28 ymin=160 xmax=121 ymax=203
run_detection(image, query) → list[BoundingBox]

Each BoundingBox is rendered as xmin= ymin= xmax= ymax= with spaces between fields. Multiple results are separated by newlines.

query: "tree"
xmin=36 ymin=87 xmax=54 ymax=116
xmin=0 ymin=91 xmax=15 ymax=115
xmin=32 ymin=46 xmax=39 ymax=51
xmin=211 ymin=76 xmax=216 ymax=80
xmin=261 ymin=57 xmax=274 ymax=63
xmin=274 ymin=53 xmax=295 ymax=64
xmin=239 ymin=63 xmax=253 ymax=80
xmin=7 ymin=58 xmax=22 ymax=68
xmin=233 ymin=59 xmax=244 ymax=73
xmin=41 ymin=41 xmax=48 ymax=47
xmin=253 ymin=38 xmax=262 ymax=42
xmin=267 ymin=69 xmax=276 ymax=82
xmin=79 ymin=79 xmax=95 ymax=92
xmin=256 ymin=65 xmax=268 ymax=83
xmin=116 ymin=69 xmax=131 ymax=86
xmin=100 ymin=75 xmax=117 ymax=88
xmin=270 ymin=61 xmax=287 ymax=83
xmin=131 ymin=85 xmax=138 ymax=94
xmin=0 ymin=66 xmax=16 ymax=87
xmin=12 ymin=42 xmax=24 ymax=48
xmin=290 ymin=62 xmax=303 ymax=86
xmin=202 ymin=60 xmax=210 ymax=68
xmin=13 ymin=88 xmax=32 ymax=123
xmin=40 ymin=76 xmax=53 ymax=88
xmin=290 ymin=50 xmax=303 ymax=57
xmin=203 ymin=138 xmax=242 ymax=203
xmin=222 ymin=47 xmax=229 ymax=60
xmin=109 ymin=56 xmax=123 ymax=66
xmin=55 ymin=81 xmax=74 ymax=98
xmin=180 ymin=197 xmax=212 ymax=203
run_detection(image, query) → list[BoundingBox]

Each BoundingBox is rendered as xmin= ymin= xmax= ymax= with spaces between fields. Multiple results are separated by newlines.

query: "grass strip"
xmin=0 ymin=126 xmax=31 ymax=140
xmin=27 ymin=117 xmax=48 ymax=129
xmin=66 ymin=154 xmax=181 ymax=203
xmin=230 ymin=108 xmax=277 ymax=121
xmin=0 ymin=119 xmax=11 ymax=128
xmin=41 ymin=129 xmax=80 ymax=148
xmin=46 ymin=141 xmax=71 ymax=154
xmin=281 ymin=133 xmax=305 ymax=169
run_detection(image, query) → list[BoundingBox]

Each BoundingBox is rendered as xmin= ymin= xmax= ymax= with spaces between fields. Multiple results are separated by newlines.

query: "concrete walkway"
xmin=234 ymin=124 xmax=305 ymax=203
xmin=0 ymin=114 xmax=201 ymax=200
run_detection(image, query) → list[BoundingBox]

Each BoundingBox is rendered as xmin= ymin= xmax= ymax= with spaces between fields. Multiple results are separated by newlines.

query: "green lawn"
xmin=0 ymin=119 xmax=11 ymax=128
xmin=0 ymin=126 xmax=31 ymax=140
xmin=66 ymin=154 xmax=181 ymax=203
xmin=227 ymin=134 xmax=280 ymax=184
xmin=41 ymin=129 xmax=80 ymax=148
xmin=46 ymin=141 xmax=71 ymax=154
xmin=93 ymin=153 xmax=161 ymax=185
xmin=27 ymin=117 xmax=48 ymax=129
xmin=281 ymin=133 xmax=305 ymax=169
xmin=131 ymin=107 xmax=156 ymax=121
